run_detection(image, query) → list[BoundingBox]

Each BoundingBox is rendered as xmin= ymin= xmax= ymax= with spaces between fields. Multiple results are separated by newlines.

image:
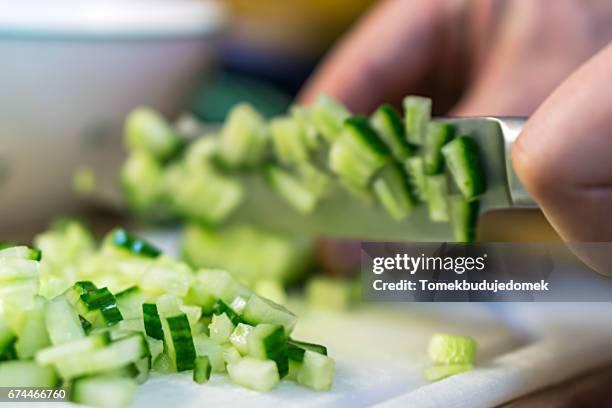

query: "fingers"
xmin=512 ymin=43 xmax=612 ymax=273
xmin=298 ymin=0 xmax=462 ymax=113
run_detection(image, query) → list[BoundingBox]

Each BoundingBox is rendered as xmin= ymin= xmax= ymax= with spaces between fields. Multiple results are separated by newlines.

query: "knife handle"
xmin=491 ymin=117 xmax=537 ymax=208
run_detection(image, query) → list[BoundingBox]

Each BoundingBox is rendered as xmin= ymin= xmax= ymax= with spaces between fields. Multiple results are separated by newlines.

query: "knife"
xmin=92 ymin=116 xmax=537 ymax=242
xmin=213 ymin=116 xmax=536 ymax=241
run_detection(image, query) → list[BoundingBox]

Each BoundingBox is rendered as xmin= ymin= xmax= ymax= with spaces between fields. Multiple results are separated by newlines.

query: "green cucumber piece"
xmin=121 ymin=151 xmax=163 ymax=213
xmin=223 ymin=345 xmax=242 ymax=365
xmin=288 ymin=339 xmax=328 ymax=362
xmin=212 ymin=300 xmax=242 ymax=326
xmin=45 ymin=295 xmax=85 ymax=345
xmin=403 ymin=96 xmax=431 ymax=145
xmin=296 ymin=350 xmax=335 ymax=391
xmin=219 ymin=103 xmax=269 ymax=167
xmin=78 ymin=287 xmax=123 ymax=327
xmin=193 ymin=356 xmax=212 ymax=384
xmin=423 ymin=122 xmax=455 ymax=174
xmin=449 ymin=195 xmax=480 ymax=242
xmin=124 ymin=107 xmax=181 ymax=161
xmin=311 ymin=94 xmax=350 ymax=142
xmin=428 ymin=333 xmax=477 ymax=364
xmin=404 ymin=156 xmax=428 ymax=201
xmin=110 ymin=229 xmax=161 ymax=259
xmin=264 ymin=164 xmax=319 ymax=214
xmin=372 ymin=163 xmax=415 ymax=220
xmin=142 ymin=303 xmax=164 ymax=340
xmin=0 ymin=319 xmax=16 ymax=361
xmin=270 ymin=116 xmax=310 ymax=164
xmin=209 ymin=313 xmax=235 ymax=344
xmin=0 ymin=245 xmax=41 ymax=261
xmin=71 ymin=375 xmax=137 ymax=408
xmin=0 ymin=361 xmax=59 ymax=387
xmin=424 ymin=363 xmax=473 ymax=381
xmin=247 ymin=324 xmax=288 ymax=378
xmin=425 ymin=174 xmax=450 ymax=222
xmin=193 ymin=334 xmax=226 ymax=373
xmin=229 ymin=323 xmax=254 ymax=355
xmin=36 ymin=333 xmax=111 ymax=366
xmin=441 ymin=136 xmax=486 ymax=200
xmin=15 ymin=297 xmax=50 ymax=359
xmin=226 ymin=357 xmax=280 ymax=392
xmin=329 ymin=116 xmax=390 ymax=188
xmin=241 ymin=294 xmax=297 ymax=336
xmin=371 ymin=104 xmax=413 ymax=160
xmin=162 ymin=314 xmax=196 ymax=372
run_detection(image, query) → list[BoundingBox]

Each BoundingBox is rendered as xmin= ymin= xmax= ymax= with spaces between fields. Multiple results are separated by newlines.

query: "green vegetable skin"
xmin=120 ymin=94 xmax=486 ymax=242
xmin=0 ymin=232 xmax=333 ymax=399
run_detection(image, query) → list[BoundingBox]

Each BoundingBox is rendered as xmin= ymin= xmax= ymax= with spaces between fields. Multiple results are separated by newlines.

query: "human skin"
xmin=299 ymin=0 xmax=612 ymax=274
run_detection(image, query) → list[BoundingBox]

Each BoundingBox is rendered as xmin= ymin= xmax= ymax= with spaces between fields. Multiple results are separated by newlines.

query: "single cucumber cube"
xmin=230 ymin=323 xmax=254 ymax=355
xmin=296 ymin=350 xmax=335 ymax=391
xmin=403 ymin=96 xmax=432 ymax=145
xmin=120 ymin=151 xmax=163 ymax=213
xmin=404 ymin=156 xmax=428 ymax=201
xmin=372 ymin=163 xmax=416 ymax=220
xmin=124 ymin=107 xmax=181 ymax=161
xmin=428 ymin=333 xmax=477 ymax=364
xmin=425 ymin=174 xmax=450 ymax=222
xmin=424 ymin=363 xmax=473 ymax=381
xmin=71 ymin=375 xmax=137 ymax=408
xmin=449 ymin=195 xmax=480 ymax=242
xmin=193 ymin=356 xmax=212 ymax=384
xmin=241 ymin=294 xmax=297 ymax=336
xmin=311 ymin=94 xmax=350 ymax=142
xmin=247 ymin=323 xmax=288 ymax=378
xmin=0 ymin=361 xmax=58 ymax=387
xmin=371 ymin=104 xmax=414 ymax=160
xmin=15 ymin=297 xmax=50 ymax=359
xmin=423 ymin=122 xmax=455 ymax=174
xmin=219 ymin=103 xmax=269 ymax=167
xmin=270 ymin=116 xmax=310 ymax=164
xmin=45 ymin=295 xmax=84 ymax=345
xmin=441 ymin=136 xmax=486 ymax=200
xmin=227 ymin=357 xmax=280 ymax=392
xmin=209 ymin=313 xmax=235 ymax=344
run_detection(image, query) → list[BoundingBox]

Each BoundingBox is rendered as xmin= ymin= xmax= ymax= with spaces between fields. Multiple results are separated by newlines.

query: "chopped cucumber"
xmin=77 ymin=287 xmax=124 ymax=328
xmin=0 ymin=258 xmax=39 ymax=281
xmin=212 ymin=300 xmax=242 ymax=326
xmin=425 ymin=174 xmax=450 ymax=222
xmin=296 ymin=350 xmax=335 ymax=391
xmin=403 ymin=96 xmax=431 ymax=145
xmin=423 ymin=122 xmax=455 ymax=174
xmin=424 ymin=363 xmax=473 ymax=381
xmin=442 ymin=136 xmax=486 ymax=200
xmin=372 ymin=163 xmax=415 ymax=220
xmin=227 ymin=357 xmax=280 ymax=392
xmin=110 ymin=229 xmax=161 ymax=259
xmin=124 ymin=107 xmax=181 ymax=161
xmin=219 ymin=103 xmax=269 ymax=167
xmin=288 ymin=339 xmax=328 ymax=362
xmin=15 ymin=297 xmax=50 ymax=359
xmin=241 ymin=294 xmax=297 ymax=336
xmin=36 ymin=333 xmax=111 ymax=366
xmin=428 ymin=333 xmax=477 ymax=364
xmin=371 ymin=104 xmax=413 ymax=160
xmin=247 ymin=324 xmax=288 ymax=378
xmin=209 ymin=313 xmax=235 ymax=344
xmin=264 ymin=164 xmax=319 ymax=214
xmin=142 ymin=303 xmax=164 ymax=340
xmin=229 ymin=323 xmax=254 ymax=355
xmin=0 ymin=361 xmax=59 ymax=387
xmin=270 ymin=116 xmax=310 ymax=164
xmin=193 ymin=333 xmax=226 ymax=373
xmin=329 ymin=116 xmax=390 ymax=188
xmin=45 ymin=295 xmax=85 ymax=344
xmin=193 ymin=356 xmax=211 ymax=384
xmin=311 ymin=94 xmax=350 ymax=142
xmin=0 ymin=245 xmax=41 ymax=261
xmin=223 ymin=345 xmax=242 ymax=365
xmin=404 ymin=156 xmax=428 ymax=201
xmin=449 ymin=195 xmax=479 ymax=242
xmin=162 ymin=314 xmax=196 ymax=372
xmin=71 ymin=375 xmax=137 ymax=408
xmin=121 ymin=151 xmax=163 ymax=212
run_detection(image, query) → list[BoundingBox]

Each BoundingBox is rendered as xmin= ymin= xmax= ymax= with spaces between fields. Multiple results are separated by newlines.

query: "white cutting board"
xmin=44 ymin=230 xmax=612 ymax=408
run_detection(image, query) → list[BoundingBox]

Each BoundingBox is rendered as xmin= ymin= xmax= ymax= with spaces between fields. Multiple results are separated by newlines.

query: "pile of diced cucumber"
xmin=0 ymin=223 xmax=334 ymax=408
xmin=122 ymin=94 xmax=485 ymax=245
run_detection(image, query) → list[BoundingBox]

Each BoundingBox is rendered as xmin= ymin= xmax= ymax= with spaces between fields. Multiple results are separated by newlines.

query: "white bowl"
xmin=0 ymin=0 xmax=225 ymax=230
